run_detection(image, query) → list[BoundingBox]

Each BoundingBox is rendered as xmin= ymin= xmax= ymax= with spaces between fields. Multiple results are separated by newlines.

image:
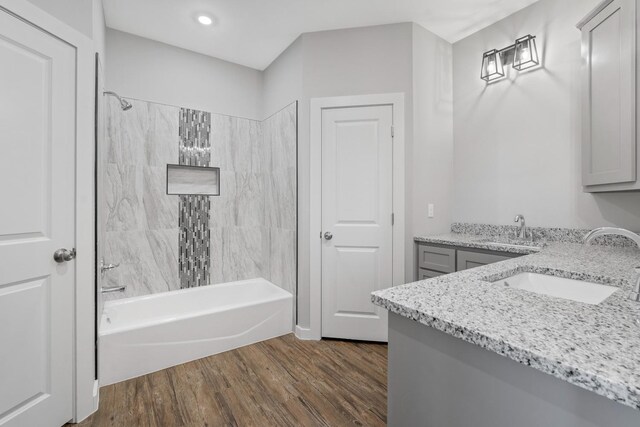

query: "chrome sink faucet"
xmin=583 ymin=227 xmax=640 ymax=247
xmin=583 ymin=227 xmax=640 ymax=302
xmin=631 ymin=267 xmax=640 ymax=303
xmin=514 ymin=214 xmax=528 ymax=239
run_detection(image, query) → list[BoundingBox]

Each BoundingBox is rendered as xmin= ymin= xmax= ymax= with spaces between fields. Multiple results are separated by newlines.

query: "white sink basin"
xmin=491 ymin=272 xmax=617 ymax=305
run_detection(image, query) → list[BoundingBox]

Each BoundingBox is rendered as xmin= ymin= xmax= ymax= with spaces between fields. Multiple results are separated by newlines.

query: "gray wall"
xmin=452 ymin=0 xmax=640 ymax=230
xmin=25 ymin=0 xmax=106 ymax=58
xmin=262 ymin=36 xmax=304 ymax=119
xmin=411 ymin=23 xmax=455 ymax=271
xmin=92 ymin=0 xmax=106 ymax=61
xmin=26 ymin=0 xmax=93 ymax=37
xmin=262 ymin=23 xmax=455 ymax=328
xmin=105 ymin=29 xmax=263 ymax=121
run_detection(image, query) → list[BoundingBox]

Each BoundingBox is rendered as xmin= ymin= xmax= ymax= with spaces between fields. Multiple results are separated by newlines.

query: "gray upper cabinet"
xmin=579 ymin=0 xmax=639 ymax=191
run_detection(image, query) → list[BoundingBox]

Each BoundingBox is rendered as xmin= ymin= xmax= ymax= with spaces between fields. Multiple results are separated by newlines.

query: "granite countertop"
xmin=414 ymin=232 xmax=544 ymax=254
xmin=373 ymin=236 xmax=640 ymax=410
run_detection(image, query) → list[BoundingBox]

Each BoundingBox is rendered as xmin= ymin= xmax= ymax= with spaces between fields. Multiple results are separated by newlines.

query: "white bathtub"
xmin=99 ymin=278 xmax=293 ymax=386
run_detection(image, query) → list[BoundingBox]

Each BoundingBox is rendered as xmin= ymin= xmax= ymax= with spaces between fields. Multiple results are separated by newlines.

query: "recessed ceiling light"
xmin=197 ymin=15 xmax=213 ymax=26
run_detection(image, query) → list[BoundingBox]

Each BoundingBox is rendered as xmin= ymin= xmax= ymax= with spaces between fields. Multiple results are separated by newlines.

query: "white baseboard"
xmin=295 ymin=325 xmax=319 ymax=340
xmin=93 ymin=379 xmax=99 ymax=402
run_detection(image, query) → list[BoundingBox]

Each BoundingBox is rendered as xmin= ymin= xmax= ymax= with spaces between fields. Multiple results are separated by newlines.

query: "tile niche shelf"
xmin=166 ymin=164 xmax=220 ymax=196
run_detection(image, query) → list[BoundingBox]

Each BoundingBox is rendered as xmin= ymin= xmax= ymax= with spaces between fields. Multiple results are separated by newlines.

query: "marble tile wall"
xmin=208 ymin=113 xmax=268 ymax=284
xmin=102 ymin=98 xmax=297 ymax=303
xmin=262 ymin=103 xmax=297 ymax=296
xmin=103 ymin=98 xmax=180 ymax=300
xmin=209 ymin=101 xmax=297 ymax=297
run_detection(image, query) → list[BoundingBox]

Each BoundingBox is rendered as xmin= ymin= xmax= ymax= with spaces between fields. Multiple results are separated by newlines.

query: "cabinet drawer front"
xmin=418 ymin=268 xmax=444 ymax=280
xmin=456 ymin=250 xmax=510 ymax=272
xmin=417 ymin=245 xmax=456 ymax=273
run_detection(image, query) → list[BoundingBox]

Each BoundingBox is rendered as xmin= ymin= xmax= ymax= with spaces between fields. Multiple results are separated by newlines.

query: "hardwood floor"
xmin=74 ymin=334 xmax=387 ymax=427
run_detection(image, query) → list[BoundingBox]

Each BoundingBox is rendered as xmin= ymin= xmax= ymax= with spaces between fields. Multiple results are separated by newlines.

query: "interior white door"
xmin=321 ymin=105 xmax=393 ymax=342
xmin=0 ymin=7 xmax=76 ymax=427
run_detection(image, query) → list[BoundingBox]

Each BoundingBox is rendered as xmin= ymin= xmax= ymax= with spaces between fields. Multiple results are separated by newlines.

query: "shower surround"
xmin=102 ymin=98 xmax=297 ymax=301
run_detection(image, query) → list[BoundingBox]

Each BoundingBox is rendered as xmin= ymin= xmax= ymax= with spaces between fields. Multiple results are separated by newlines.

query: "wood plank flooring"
xmin=73 ymin=334 xmax=387 ymax=427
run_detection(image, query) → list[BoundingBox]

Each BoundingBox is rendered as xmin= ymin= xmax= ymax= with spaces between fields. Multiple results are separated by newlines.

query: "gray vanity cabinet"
xmin=418 ymin=268 xmax=445 ymax=280
xmin=416 ymin=243 xmax=520 ymax=279
xmin=456 ymin=250 xmax=511 ymax=271
xmin=578 ymin=0 xmax=640 ymax=191
xmin=417 ymin=245 xmax=456 ymax=273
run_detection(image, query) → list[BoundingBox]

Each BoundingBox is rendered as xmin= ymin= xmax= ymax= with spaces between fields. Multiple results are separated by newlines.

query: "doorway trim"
xmin=0 ymin=0 xmax=97 ymax=421
xmin=308 ymin=93 xmax=405 ymax=341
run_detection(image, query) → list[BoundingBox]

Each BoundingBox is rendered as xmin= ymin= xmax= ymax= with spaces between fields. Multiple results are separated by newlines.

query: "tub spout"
xmin=101 ymin=285 xmax=126 ymax=294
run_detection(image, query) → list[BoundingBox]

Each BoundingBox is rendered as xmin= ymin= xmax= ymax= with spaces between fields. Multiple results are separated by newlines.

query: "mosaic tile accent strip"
xmin=179 ymin=109 xmax=212 ymax=288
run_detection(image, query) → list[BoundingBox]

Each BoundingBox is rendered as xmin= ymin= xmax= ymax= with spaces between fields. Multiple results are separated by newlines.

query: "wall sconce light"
xmin=481 ymin=35 xmax=539 ymax=82
xmin=481 ymin=49 xmax=505 ymax=82
xmin=513 ymin=35 xmax=539 ymax=71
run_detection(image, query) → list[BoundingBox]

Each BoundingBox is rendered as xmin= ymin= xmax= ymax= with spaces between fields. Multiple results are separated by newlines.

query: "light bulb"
xmin=487 ymin=58 xmax=496 ymax=75
xmin=197 ymin=15 xmax=213 ymax=26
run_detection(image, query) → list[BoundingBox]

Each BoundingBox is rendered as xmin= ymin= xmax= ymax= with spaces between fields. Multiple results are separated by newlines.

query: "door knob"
xmin=324 ymin=232 xmax=333 ymax=240
xmin=53 ymin=248 xmax=76 ymax=263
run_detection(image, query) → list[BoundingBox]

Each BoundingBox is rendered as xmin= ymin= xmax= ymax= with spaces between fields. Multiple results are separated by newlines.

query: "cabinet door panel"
xmin=581 ymin=0 xmax=636 ymax=186
xmin=417 ymin=245 xmax=456 ymax=273
xmin=418 ymin=268 xmax=444 ymax=280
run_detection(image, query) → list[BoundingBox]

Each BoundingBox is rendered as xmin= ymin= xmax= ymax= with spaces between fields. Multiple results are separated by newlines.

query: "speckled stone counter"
xmin=373 ymin=241 xmax=640 ymax=410
xmin=414 ymin=232 xmax=543 ymax=255
xmin=415 ymin=223 xmax=638 ymax=254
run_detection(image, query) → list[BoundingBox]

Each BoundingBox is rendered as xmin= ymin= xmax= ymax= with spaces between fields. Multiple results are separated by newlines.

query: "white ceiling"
xmin=103 ymin=0 xmax=541 ymax=70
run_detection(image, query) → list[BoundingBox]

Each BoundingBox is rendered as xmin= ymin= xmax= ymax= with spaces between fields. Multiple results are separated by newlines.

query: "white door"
xmin=0 ymin=7 xmax=76 ymax=427
xmin=321 ymin=105 xmax=393 ymax=342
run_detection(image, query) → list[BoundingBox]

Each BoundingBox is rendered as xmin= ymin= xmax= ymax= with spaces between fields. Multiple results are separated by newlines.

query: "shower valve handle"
xmin=100 ymin=260 xmax=120 ymax=273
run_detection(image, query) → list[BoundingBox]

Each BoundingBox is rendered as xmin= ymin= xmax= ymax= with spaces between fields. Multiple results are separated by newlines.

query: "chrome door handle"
xmin=53 ymin=248 xmax=76 ymax=263
xmin=324 ymin=232 xmax=333 ymax=240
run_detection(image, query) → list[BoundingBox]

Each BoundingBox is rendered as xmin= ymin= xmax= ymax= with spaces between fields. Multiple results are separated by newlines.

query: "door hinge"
xmin=391 ymin=126 xmax=395 ymax=138
xmin=392 ymin=213 xmax=395 ymax=225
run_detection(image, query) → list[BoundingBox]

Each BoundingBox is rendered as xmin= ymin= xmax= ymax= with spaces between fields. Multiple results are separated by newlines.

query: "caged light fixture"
xmin=481 ymin=35 xmax=539 ymax=82
xmin=481 ymin=49 xmax=504 ymax=82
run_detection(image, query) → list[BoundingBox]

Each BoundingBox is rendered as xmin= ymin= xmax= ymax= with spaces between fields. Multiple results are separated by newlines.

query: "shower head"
xmin=103 ymin=91 xmax=133 ymax=111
